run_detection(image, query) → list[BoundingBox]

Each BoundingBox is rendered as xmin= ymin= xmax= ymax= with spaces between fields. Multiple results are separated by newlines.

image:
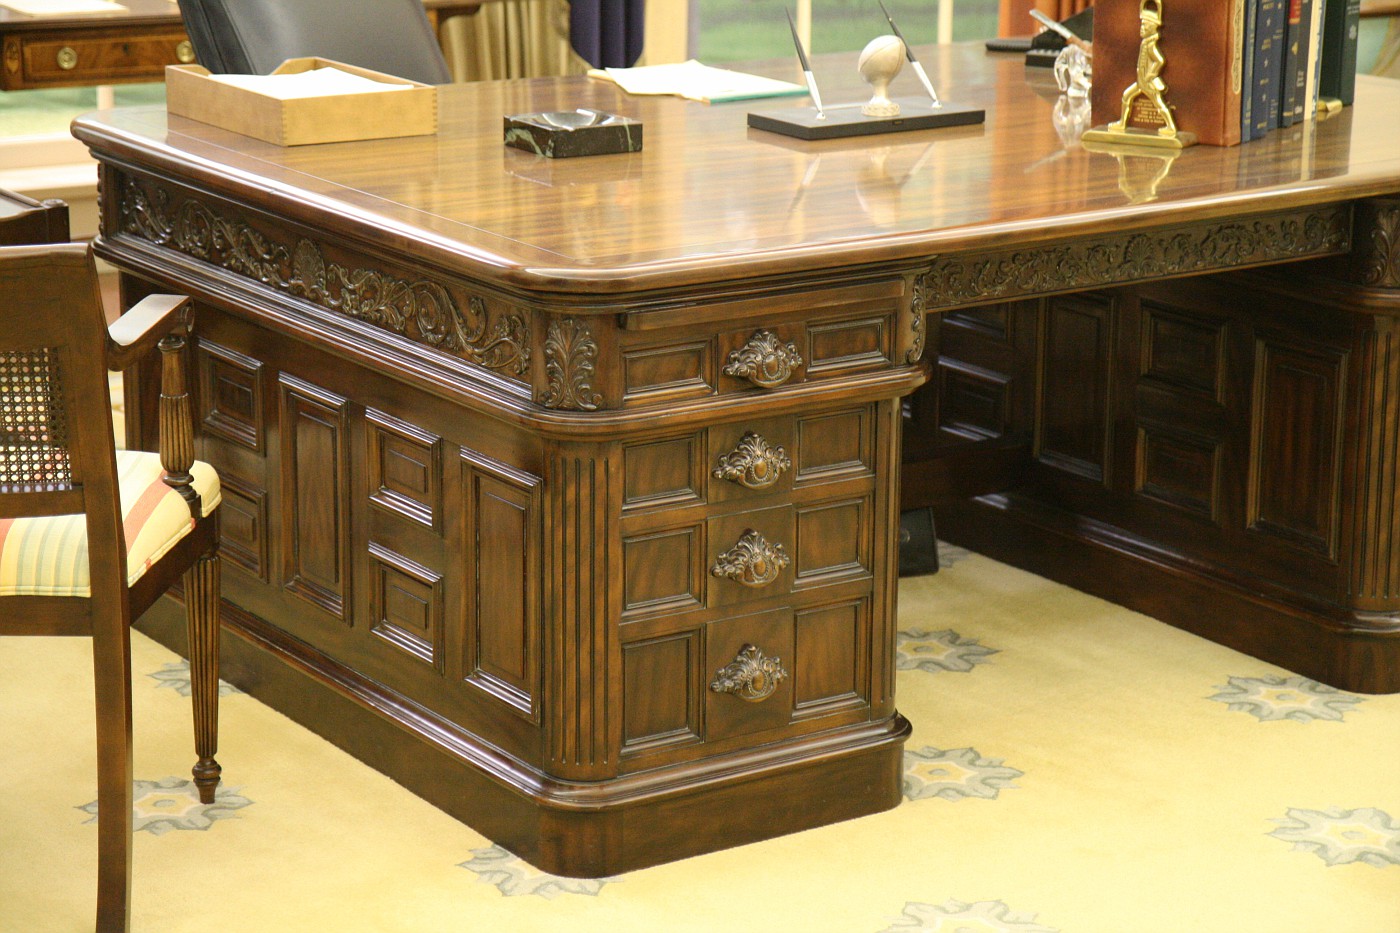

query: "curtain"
xmin=568 ymin=0 xmax=645 ymax=68
xmin=998 ymin=0 xmax=1094 ymax=37
xmin=441 ymin=0 xmax=584 ymax=80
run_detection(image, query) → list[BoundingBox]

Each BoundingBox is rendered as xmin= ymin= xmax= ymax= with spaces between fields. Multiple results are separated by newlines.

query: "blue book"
xmin=1253 ymin=0 xmax=1286 ymax=138
xmin=1241 ymin=0 xmax=1260 ymax=139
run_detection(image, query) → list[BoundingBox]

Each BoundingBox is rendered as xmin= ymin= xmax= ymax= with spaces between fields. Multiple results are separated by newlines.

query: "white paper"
xmin=588 ymin=60 xmax=805 ymax=104
xmin=0 ymin=0 xmax=128 ymax=14
xmin=208 ymin=67 xmax=413 ymax=100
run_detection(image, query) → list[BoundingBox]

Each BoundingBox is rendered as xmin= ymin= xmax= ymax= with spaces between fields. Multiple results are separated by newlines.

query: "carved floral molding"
xmin=907 ymin=273 xmax=929 ymax=364
xmin=116 ymin=176 xmax=529 ymax=378
xmin=918 ymin=206 xmax=1352 ymax=311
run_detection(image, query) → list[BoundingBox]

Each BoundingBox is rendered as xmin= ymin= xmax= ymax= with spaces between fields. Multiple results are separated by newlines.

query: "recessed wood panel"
xmin=622 ymin=433 xmax=703 ymax=511
xmin=622 ymin=525 xmax=703 ymax=617
xmin=198 ymin=340 xmax=263 ymax=452
xmin=938 ymin=359 xmax=1012 ymax=441
xmin=622 ymin=340 xmax=712 ymax=402
xmin=366 ymin=409 xmax=441 ymax=530
xmin=216 ymin=471 xmax=268 ymax=580
xmin=1135 ymin=425 xmax=1221 ymax=521
xmin=794 ymin=599 xmax=868 ymax=717
xmin=794 ymin=407 xmax=873 ymax=485
xmin=1038 ymin=294 xmax=1113 ymax=482
xmin=622 ymin=631 xmax=701 ymax=754
xmin=1140 ymin=304 xmax=1226 ymax=400
xmin=368 ymin=543 xmax=444 ymax=672
xmin=278 ymin=375 xmax=349 ymax=620
xmin=1249 ymin=341 xmax=1344 ymax=556
xmin=795 ymin=497 xmax=871 ymax=587
xmin=806 ymin=316 xmax=891 ymax=375
xmin=462 ymin=449 xmax=540 ymax=719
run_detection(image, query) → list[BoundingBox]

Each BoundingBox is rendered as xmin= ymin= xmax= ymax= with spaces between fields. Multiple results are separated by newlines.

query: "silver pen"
xmin=785 ymin=8 xmax=825 ymax=119
xmin=878 ymin=0 xmax=941 ymax=108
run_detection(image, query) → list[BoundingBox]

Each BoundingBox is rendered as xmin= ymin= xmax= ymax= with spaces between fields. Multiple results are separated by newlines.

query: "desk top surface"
xmin=72 ymin=44 xmax=1400 ymax=295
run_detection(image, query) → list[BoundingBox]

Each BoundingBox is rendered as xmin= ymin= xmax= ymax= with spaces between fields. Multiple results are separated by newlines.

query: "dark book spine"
xmin=1280 ymin=0 xmax=1303 ymax=126
xmin=1319 ymin=0 xmax=1361 ymax=105
xmin=1253 ymin=0 xmax=1285 ymax=138
xmin=1241 ymin=0 xmax=1260 ymax=139
xmin=1289 ymin=0 xmax=1315 ymax=122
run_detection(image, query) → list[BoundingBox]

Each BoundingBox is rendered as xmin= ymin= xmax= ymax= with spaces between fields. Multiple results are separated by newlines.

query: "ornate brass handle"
xmin=713 ymin=432 xmax=791 ymax=490
xmin=723 ymin=331 xmax=803 ymax=389
xmin=710 ymin=645 xmax=787 ymax=702
xmin=175 ymin=40 xmax=196 ymax=64
xmin=56 ymin=47 xmax=78 ymax=71
xmin=710 ymin=529 xmax=789 ymax=587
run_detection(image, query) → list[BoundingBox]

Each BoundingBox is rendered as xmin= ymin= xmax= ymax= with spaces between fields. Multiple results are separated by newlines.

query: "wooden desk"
xmin=1 ymin=0 xmax=484 ymax=90
xmin=71 ymin=46 xmax=1400 ymax=875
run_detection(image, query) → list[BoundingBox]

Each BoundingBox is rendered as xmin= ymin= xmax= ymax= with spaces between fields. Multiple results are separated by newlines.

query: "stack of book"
xmin=1089 ymin=0 xmax=1363 ymax=146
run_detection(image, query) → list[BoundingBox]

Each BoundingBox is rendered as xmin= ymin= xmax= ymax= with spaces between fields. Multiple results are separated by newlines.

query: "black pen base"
xmin=747 ymin=98 xmax=985 ymax=140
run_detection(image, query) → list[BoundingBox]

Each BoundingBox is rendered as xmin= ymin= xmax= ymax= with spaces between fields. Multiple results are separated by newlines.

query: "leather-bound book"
xmin=1090 ymin=0 xmax=1247 ymax=146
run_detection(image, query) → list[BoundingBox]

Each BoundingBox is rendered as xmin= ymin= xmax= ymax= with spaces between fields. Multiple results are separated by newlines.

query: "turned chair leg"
xmin=92 ymin=614 xmax=134 ymax=933
xmin=185 ymin=552 xmax=222 ymax=804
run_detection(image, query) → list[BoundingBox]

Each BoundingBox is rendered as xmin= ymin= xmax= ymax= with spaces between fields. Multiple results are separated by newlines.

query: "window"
xmin=694 ymin=0 xmax=1000 ymax=63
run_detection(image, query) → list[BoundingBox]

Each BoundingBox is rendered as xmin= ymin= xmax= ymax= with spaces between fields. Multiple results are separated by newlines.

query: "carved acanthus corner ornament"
xmin=710 ymin=529 xmax=789 ymax=588
xmin=115 ymin=176 xmax=530 ymax=377
xmin=712 ymin=432 xmax=791 ymax=490
xmin=1353 ymin=199 xmax=1400 ymax=289
xmin=538 ymin=317 xmax=603 ymax=411
xmin=921 ymin=206 xmax=1351 ymax=311
xmin=724 ymin=331 xmax=804 ymax=388
xmin=709 ymin=645 xmax=788 ymax=703
xmin=907 ymin=273 xmax=930 ymax=363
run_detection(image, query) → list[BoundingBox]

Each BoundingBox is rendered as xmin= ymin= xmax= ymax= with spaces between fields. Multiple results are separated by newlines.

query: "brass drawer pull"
xmin=713 ymin=432 xmax=791 ymax=490
xmin=710 ymin=529 xmax=789 ymax=587
xmin=56 ymin=47 xmax=78 ymax=71
xmin=710 ymin=644 xmax=787 ymax=703
xmin=724 ymin=330 xmax=803 ymax=388
xmin=176 ymin=40 xmax=196 ymax=64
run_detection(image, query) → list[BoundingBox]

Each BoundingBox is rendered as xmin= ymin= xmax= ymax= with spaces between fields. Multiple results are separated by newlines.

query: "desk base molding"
xmin=936 ymin=493 xmax=1400 ymax=693
xmin=136 ymin=595 xmax=909 ymax=876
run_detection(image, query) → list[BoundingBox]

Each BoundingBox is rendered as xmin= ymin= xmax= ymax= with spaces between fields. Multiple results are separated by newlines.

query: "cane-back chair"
xmin=0 ymin=243 xmax=223 ymax=933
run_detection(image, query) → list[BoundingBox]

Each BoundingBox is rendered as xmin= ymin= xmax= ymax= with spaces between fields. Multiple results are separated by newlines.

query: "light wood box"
xmin=165 ymin=57 xmax=437 ymax=146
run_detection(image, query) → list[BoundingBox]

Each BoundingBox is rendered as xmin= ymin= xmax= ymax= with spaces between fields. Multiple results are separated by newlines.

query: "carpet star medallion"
xmin=896 ymin=629 xmax=998 ymax=674
xmin=458 ymin=845 xmax=617 ymax=897
xmin=1269 ymin=807 xmax=1400 ymax=867
xmin=148 ymin=660 xmax=243 ymax=697
xmin=79 ymin=777 xmax=251 ymax=835
xmin=880 ymin=899 xmax=1059 ymax=932
xmin=1207 ymin=675 xmax=1364 ymax=722
xmin=903 ymin=747 xmax=1023 ymax=802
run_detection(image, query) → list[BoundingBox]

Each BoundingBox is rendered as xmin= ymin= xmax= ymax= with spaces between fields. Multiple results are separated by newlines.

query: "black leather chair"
xmin=175 ymin=0 xmax=453 ymax=85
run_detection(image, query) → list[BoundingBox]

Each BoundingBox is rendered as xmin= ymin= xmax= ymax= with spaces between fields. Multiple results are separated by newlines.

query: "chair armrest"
xmin=106 ymin=294 xmax=192 ymax=371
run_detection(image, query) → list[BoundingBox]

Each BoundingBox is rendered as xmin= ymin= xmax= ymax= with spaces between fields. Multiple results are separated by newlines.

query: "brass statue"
xmin=1112 ymin=0 xmax=1175 ymax=136
xmin=1082 ymin=0 xmax=1196 ymax=150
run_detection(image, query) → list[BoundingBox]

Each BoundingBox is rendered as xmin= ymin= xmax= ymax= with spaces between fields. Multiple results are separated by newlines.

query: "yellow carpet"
xmin=2 ymin=540 xmax=1397 ymax=933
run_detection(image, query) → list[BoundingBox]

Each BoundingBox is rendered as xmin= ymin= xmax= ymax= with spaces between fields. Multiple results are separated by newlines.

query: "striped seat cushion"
xmin=0 ymin=450 xmax=220 ymax=597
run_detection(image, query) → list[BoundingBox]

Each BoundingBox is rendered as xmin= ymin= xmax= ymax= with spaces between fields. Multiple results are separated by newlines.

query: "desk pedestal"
xmin=109 ymin=168 xmax=925 ymax=875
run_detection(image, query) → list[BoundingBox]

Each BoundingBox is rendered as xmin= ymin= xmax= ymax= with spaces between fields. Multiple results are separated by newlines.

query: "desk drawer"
xmin=6 ymin=27 xmax=193 ymax=89
xmin=620 ymin=492 xmax=875 ymax=619
xmin=620 ymin=597 xmax=874 ymax=761
xmin=618 ymin=281 xmax=904 ymax=408
xmin=622 ymin=405 xmax=877 ymax=515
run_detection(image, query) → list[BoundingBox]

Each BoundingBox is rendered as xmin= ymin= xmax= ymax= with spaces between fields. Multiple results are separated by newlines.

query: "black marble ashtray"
xmin=504 ymin=109 xmax=642 ymax=158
